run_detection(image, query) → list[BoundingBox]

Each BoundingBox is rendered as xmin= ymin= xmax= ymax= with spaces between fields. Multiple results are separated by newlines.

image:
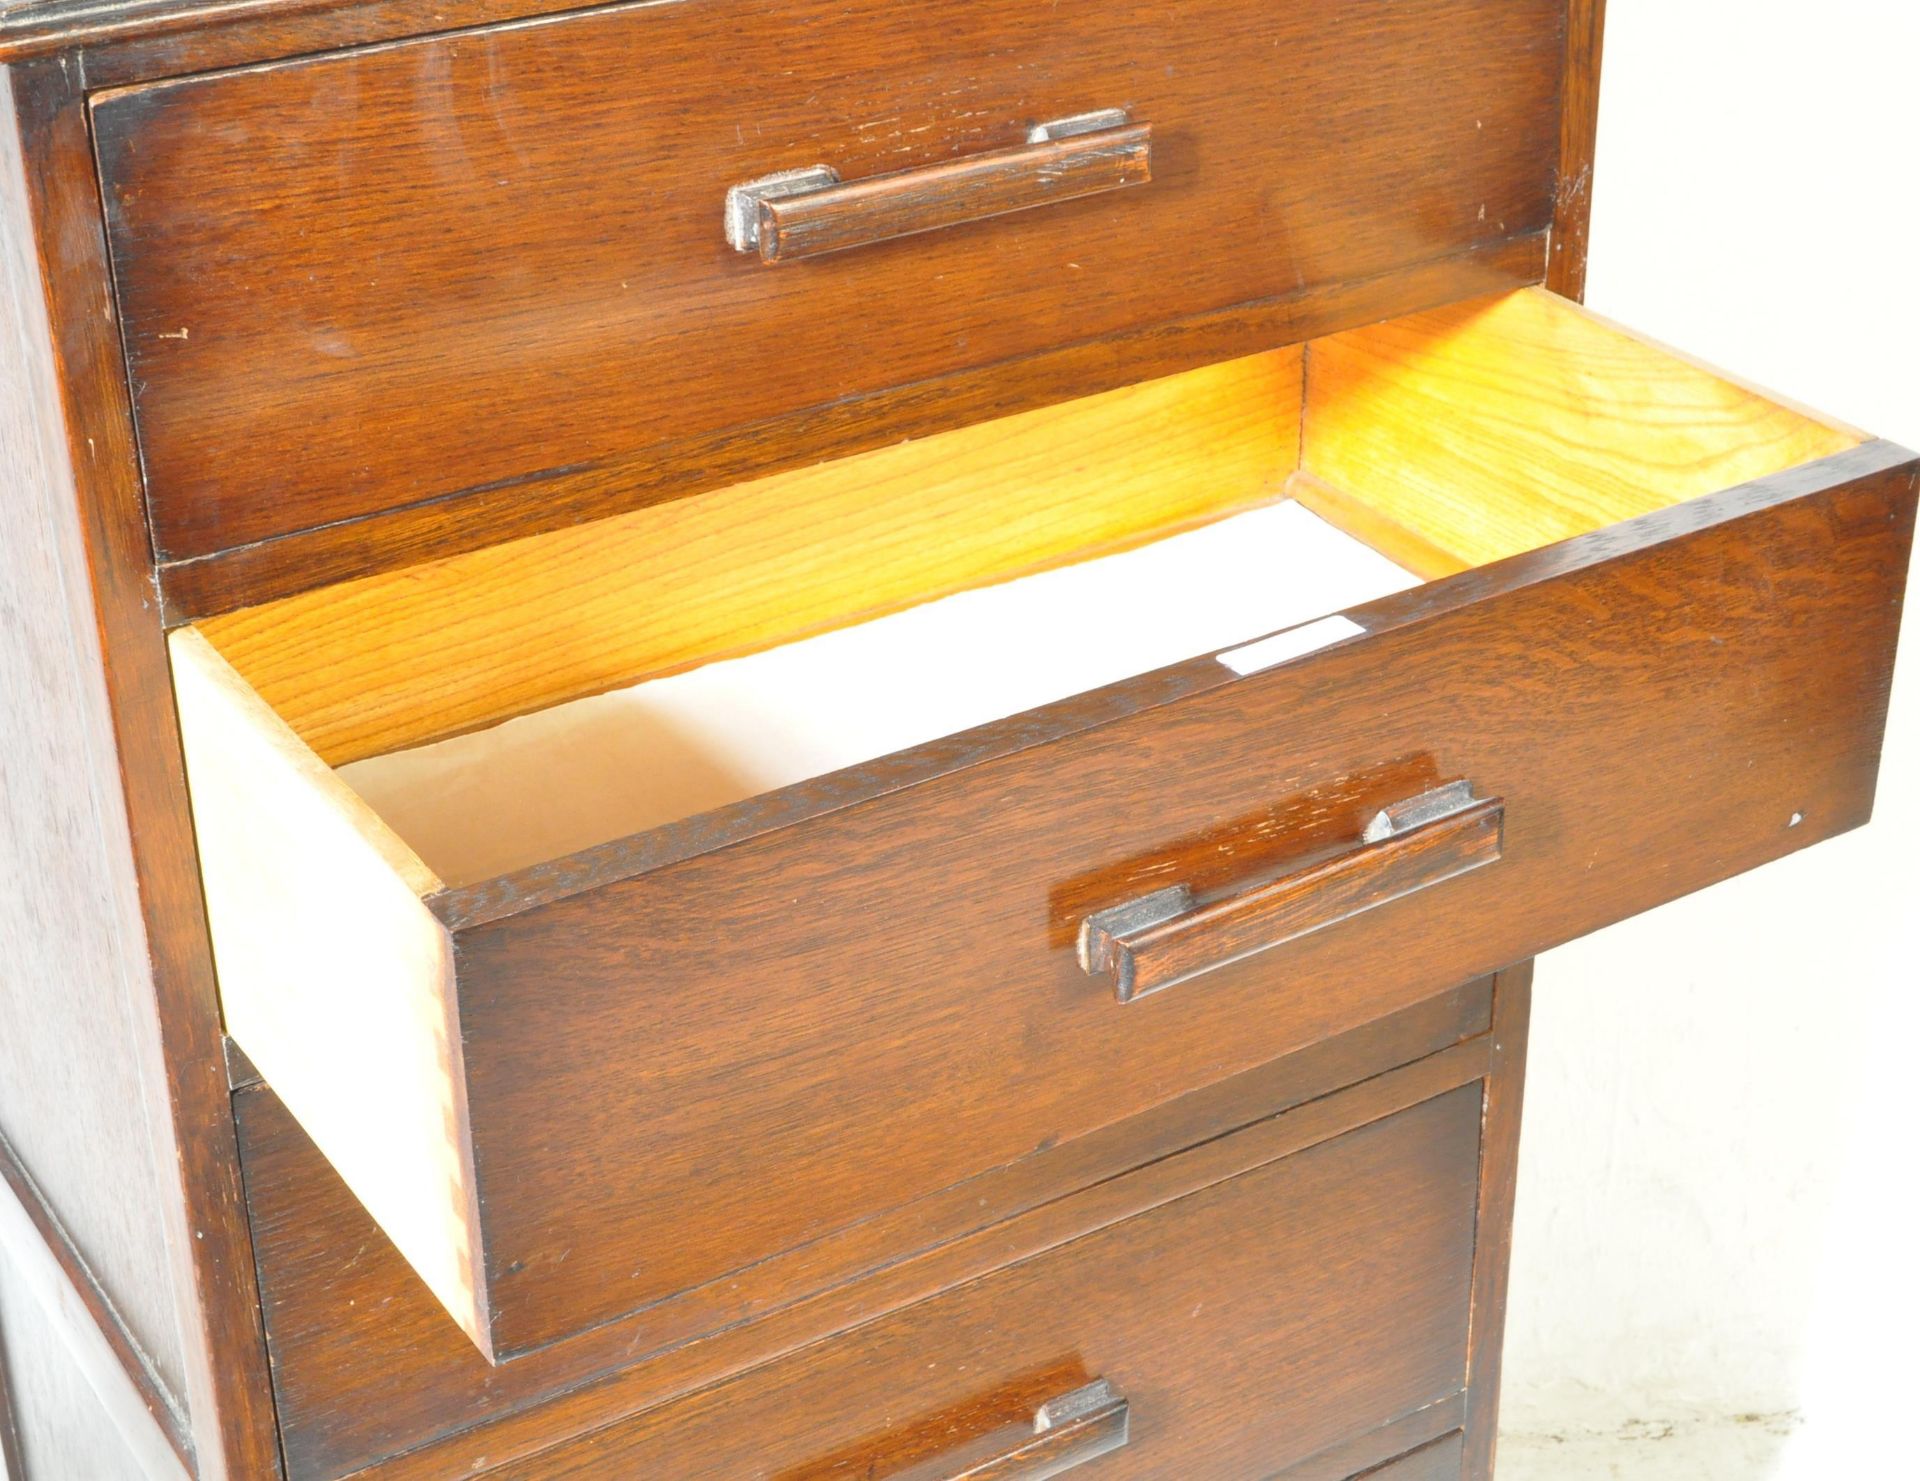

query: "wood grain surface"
xmin=3 ymin=59 xmax=283 ymax=1478
xmin=153 ymin=232 xmax=1544 ymax=620
xmin=478 ymin=1088 xmax=1483 ymax=1480
xmin=200 ymin=349 xmax=1303 ymax=766
xmin=6 ymin=1 xmax=664 ymax=67
xmin=0 ymin=4 xmax=1761 ymax=1477
xmin=1549 ymin=0 xmax=1609 ymax=301
xmin=1463 ymin=963 xmax=1534 ymax=1476
xmin=1298 ymin=288 xmax=1861 ymax=575
xmin=197 ymin=284 xmax=1860 ymax=778
xmin=91 ymin=0 xmax=1562 ymax=563
xmin=439 ymin=442 xmax=1913 ymax=1359
xmin=0 ymin=63 xmax=192 ymax=1440
xmin=754 ymin=121 xmax=1153 ymax=264
xmin=239 ymin=992 xmax=1495 ymax=1478
xmin=176 ymin=405 xmax=1917 ymax=1364
xmin=0 ymin=0 xmax=334 ymax=61
xmin=1266 ymin=1408 xmax=1465 ymax=1481
xmin=4 ymin=1 xmax=588 ymax=65
xmin=1352 ymin=1431 xmax=1466 ymax=1481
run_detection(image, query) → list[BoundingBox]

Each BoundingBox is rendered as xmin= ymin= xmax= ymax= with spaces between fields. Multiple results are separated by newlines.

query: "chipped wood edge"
xmin=1547 ymin=0 xmax=1607 ymax=300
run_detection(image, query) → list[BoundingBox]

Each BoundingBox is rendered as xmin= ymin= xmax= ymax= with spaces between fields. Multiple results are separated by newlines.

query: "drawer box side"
xmin=167 ymin=628 xmax=493 ymax=1357
xmin=1297 ymin=287 xmax=1862 ymax=576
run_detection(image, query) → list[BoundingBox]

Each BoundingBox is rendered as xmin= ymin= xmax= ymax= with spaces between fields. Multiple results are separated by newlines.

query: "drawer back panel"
xmin=91 ymin=0 xmax=1563 ymax=575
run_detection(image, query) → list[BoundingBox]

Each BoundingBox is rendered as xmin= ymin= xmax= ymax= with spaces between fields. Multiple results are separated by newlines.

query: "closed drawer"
xmin=1354 ymin=1434 xmax=1468 ymax=1481
xmin=172 ymin=286 xmax=1917 ymax=1362
xmin=238 ymin=984 xmax=1498 ymax=1479
xmin=421 ymin=1085 xmax=1484 ymax=1479
xmin=90 ymin=0 xmax=1563 ymax=572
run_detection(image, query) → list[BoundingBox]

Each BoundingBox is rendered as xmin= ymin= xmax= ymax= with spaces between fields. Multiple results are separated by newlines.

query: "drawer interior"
xmin=333 ymin=502 xmax=1420 ymax=882
xmin=168 ymin=284 xmax=1869 ymax=1357
xmin=178 ymin=287 xmax=1859 ymax=890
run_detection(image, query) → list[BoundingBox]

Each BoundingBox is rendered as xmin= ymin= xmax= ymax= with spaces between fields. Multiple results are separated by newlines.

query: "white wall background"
xmin=1500 ymin=3 xmax=1920 ymax=1475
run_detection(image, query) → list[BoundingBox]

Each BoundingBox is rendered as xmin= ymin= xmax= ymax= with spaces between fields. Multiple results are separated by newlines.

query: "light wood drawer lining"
xmin=169 ymin=288 xmax=1905 ymax=1365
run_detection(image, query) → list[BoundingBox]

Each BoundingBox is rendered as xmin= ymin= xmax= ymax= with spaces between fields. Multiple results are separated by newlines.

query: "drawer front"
xmin=238 ymin=991 xmax=1498 ymax=1480
xmin=1354 ymin=1434 xmax=1468 ymax=1481
xmin=481 ymin=1086 xmax=1483 ymax=1479
xmin=180 ymin=430 xmax=1915 ymax=1372
xmin=92 ymin=0 xmax=1561 ymax=566
xmin=432 ymin=443 xmax=1913 ymax=1359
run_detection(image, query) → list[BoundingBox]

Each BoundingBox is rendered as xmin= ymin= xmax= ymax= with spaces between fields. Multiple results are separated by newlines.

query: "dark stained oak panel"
xmin=1462 ymin=964 xmax=1532 ymax=1475
xmin=431 ymin=445 xmax=1915 ymax=1360
xmin=0 ymin=58 xmax=193 ymax=1431
xmin=1548 ymin=0 xmax=1609 ymax=299
xmin=0 ymin=0 xmax=306 ymax=61
xmin=477 ymin=1088 xmax=1483 ymax=1480
xmin=153 ymin=233 xmax=1545 ymax=621
xmin=1267 ymin=1413 xmax=1466 ymax=1481
xmin=181 ymin=433 xmax=1919 ymax=1375
xmin=90 ymin=0 xmax=1564 ymax=561
xmin=5 ymin=1 xmax=606 ymax=66
xmin=2 ymin=59 xmax=283 ymax=1477
xmin=239 ymin=990 xmax=1495 ymax=1479
xmin=1352 ymin=1432 xmax=1468 ymax=1481
xmin=240 ymin=1053 xmax=1493 ymax=1479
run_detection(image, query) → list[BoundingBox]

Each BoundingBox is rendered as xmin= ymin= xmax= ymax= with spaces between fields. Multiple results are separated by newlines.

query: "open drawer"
xmin=172 ymin=287 xmax=1917 ymax=1361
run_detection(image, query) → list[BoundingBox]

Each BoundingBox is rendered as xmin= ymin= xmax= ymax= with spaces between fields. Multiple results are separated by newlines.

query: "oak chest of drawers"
xmin=0 ymin=2 xmax=1912 ymax=1477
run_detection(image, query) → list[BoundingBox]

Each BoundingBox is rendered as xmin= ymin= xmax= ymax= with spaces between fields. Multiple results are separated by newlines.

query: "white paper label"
xmin=1216 ymin=615 xmax=1367 ymax=676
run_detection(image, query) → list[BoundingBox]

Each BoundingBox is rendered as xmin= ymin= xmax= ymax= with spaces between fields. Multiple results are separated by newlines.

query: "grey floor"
xmin=1501 ymin=1414 xmax=1800 ymax=1479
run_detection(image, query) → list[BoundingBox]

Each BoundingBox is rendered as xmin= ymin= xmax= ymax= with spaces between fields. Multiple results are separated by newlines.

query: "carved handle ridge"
xmin=922 ymin=1379 xmax=1131 ymax=1481
xmin=725 ymin=111 xmax=1152 ymax=264
xmin=1080 ymin=781 xmax=1506 ymax=1002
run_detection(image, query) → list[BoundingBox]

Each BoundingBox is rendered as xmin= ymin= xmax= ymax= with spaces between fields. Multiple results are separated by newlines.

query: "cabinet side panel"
xmin=0 ymin=1255 xmax=151 ymax=1481
xmin=0 ymin=1267 xmax=20 ymax=1481
xmin=168 ymin=629 xmax=488 ymax=1358
xmin=1462 ymin=962 xmax=1532 ymax=1477
xmin=0 ymin=63 xmax=189 ymax=1428
xmin=0 ymin=1185 xmax=190 ymax=1480
xmin=0 ymin=60 xmax=282 ymax=1477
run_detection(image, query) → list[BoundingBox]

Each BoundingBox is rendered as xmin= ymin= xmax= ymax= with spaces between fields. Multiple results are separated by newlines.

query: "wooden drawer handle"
xmin=886 ymin=1379 xmax=1131 ymax=1481
xmin=1080 ymin=782 xmax=1506 ymax=1003
xmin=725 ymin=111 xmax=1152 ymax=264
